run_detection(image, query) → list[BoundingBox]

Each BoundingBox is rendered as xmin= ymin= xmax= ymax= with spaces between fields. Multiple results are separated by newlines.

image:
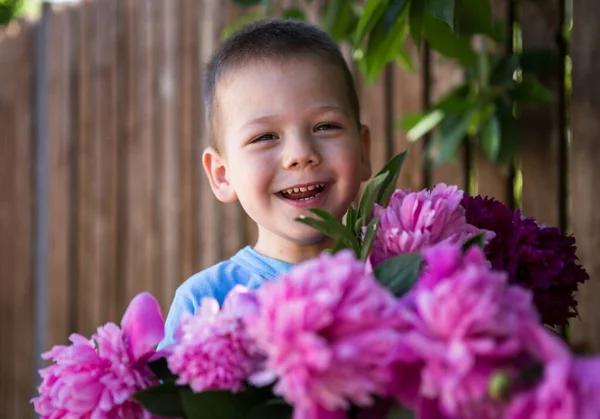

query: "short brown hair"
xmin=203 ymin=18 xmax=361 ymax=149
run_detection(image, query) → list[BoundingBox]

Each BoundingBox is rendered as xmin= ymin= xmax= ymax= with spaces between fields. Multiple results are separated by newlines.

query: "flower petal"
xmin=120 ymin=292 xmax=165 ymax=361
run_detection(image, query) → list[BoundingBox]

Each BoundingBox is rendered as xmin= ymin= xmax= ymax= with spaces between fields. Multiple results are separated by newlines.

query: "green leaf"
xmin=491 ymin=54 xmax=519 ymax=86
xmin=148 ymin=357 xmax=176 ymax=381
xmin=461 ymin=232 xmax=486 ymax=252
xmin=375 ymin=149 xmax=410 ymax=206
xmin=426 ymin=0 xmax=455 ymax=30
xmin=508 ymin=78 xmax=556 ymax=103
xmin=386 ymin=404 xmax=416 ymax=418
xmin=345 ymin=205 xmax=357 ymax=232
xmin=409 ymin=0 xmax=426 ymax=47
xmin=232 ymin=0 xmax=262 ymax=7
xmin=481 ymin=114 xmax=501 ymax=161
xmin=383 ymin=0 xmax=409 ymax=30
xmin=454 ymin=0 xmax=492 ymax=36
xmin=398 ymin=112 xmax=425 ymax=131
xmin=406 ymin=109 xmax=445 ymax=141
xmin=354 ymin=215 xmax=366 ymax=237
xmin=323 ymin=0 xmax=357 ymax=42
xmin=353 ymin=0 xmax=389 ymax=46
xmin=307 ymin=208 xmax=338 ymax=221
xmin=520 ymin=50 xmax=558 ymax=75
xmin=423 ymin=13 xmax=476 ymax=66
xmin=490 ymin=18 xmax=508 ymax=44
xmin=395 ymin=47 xmax=416 ymax=72
xmin=296 ymin=216 xmax=360 ymax=254
xmin=360 ymin=0 xmax=410 ymax=82
xmin=373 ymin=253 xmax=423 ymax=297
xmin=361 ymin=216 xmax=380 ymax=261
xmin=435 ymin=84 xmax=472 ymax=113
xmin=435 ymin=110 xmax=474 ymax=164
xmin=358 ymin=173 xmax=387 ymax=224
xmin=133 ymin=384 xmax=185 ymax=418
xmin=282 ymin=7 xmax=305 ymax=21
xmin=495 ymin=96 xmax=520 ymax=165
xmin=246 ymin=399 xmax=293 ymax=419
xmin=180 ymin=389 xmax=255 ymax=419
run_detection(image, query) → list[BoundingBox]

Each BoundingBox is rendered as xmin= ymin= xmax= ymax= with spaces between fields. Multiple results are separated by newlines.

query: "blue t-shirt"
xmin=158 ymin=246 xmax=292 ymax=349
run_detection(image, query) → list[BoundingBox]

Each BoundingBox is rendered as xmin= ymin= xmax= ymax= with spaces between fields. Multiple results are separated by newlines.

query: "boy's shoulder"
xmin=174 ymin=245 xmax=292 ymax=306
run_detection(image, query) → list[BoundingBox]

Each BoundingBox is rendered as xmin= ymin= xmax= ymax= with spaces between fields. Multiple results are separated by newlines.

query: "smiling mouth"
xmin=278 ymin=183 xmax=326 ymax=201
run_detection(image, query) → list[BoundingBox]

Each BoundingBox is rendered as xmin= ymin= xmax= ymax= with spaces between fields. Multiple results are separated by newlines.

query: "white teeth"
xmin=281 ymin=183 xmax=325 ymax=194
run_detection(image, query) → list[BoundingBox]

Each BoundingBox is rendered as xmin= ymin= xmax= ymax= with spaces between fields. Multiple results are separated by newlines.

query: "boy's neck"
xmin=253 ymin=236 xmax=333 ymax=265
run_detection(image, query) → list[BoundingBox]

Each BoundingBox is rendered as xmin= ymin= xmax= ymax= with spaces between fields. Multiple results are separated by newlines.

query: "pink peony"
xmin=166 ymin=285 xmax=260 ymax=392
xmin=391 ymin=243 xmax=537 ymax=419
xmin=506 ymin=323 xmax=600 ymax=419
xmin=246 ymin=250 xmax=404 ymax=418
xmin=367 ymin=184 xmax=493 ymax=269
xmin=32 ymin=292 xmax=165 ymax=418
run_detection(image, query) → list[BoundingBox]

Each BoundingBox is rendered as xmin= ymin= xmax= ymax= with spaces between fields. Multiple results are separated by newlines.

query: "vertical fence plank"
xmin=393 ymin=58 xmax=424 ymax=191
xmin=358 ymin=75 xmax=389 ymax=181
xmin=74 ymin=0 xmax=97 ymax=335
xmin=123 ymin=0 xmax=158 ymax=302
xmin=46 ymin=6 xmax=74 ymax=348
xmin=568 ymin=0 xmax=600 ymax=351
xmin=519 ymin=0 xmax=561 ymax=226
xmin=179 ymin=0 xmax=201 ymax=280
xmin=429 ymin=53 xmax=466 ymax=190
xmin=87 ymin=0 xmax=104 ymax=333
xmin=156 ymin=0 xmax=181 ymax=308
xmin=198 ymin=0 xmax=222 ymax=268
xmin=475 ymin=0 xmax=510 ymax=204
xmin=100 ymin=0 xmax=120 ymax=323
xmin=0 ymin=22 xmax=34 ymax=419
xmin=0 ymin=30 xmax=11 ymax=417
xmin=114 ymin=0 xmax=129 ymax=315
xmin=10 ymin=22 xmax=35 ymax=419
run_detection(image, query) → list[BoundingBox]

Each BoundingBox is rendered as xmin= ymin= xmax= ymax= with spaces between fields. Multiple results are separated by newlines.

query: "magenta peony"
xmin=505 ymin=323 xmax=600 ymax=419
xmin=391 ymin=243 xmax=538 ymax=419
xmin=166 ymin=285 xmax=260 ymax=392
xmin=367 ymin=184 xmax=493 ymax=269
xmin=461 ymin=195 xmax=590 ymax=326
xmin=247 ymin=250 xmax=404 ymax=418
xmin=32 ymin=292 xmax=165 ymax=418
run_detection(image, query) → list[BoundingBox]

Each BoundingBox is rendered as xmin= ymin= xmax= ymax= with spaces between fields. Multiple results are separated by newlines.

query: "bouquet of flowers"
xmin=32 ymin=150 xmax=597 ymax=419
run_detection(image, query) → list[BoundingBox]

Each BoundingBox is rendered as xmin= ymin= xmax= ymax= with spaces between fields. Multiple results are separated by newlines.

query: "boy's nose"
xmin=282 ymin=134 xmax=322 ymax=170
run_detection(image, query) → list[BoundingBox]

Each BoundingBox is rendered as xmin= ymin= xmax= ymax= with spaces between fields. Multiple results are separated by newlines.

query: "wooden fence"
xmin=0 ymin=0 xmax=598 ymax=417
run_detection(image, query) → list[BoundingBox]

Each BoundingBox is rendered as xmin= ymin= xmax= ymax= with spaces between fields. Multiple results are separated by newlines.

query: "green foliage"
xmin=295 ymin=149 xmax=409 ymax=261
xmin=0 ymin=0 xmax=23 ymax=25
xmin=226 ymin=0 xmax=555 ymax=168
xmin=135 ymin=381 xmax=290 ymax=419
xmin=373 ymin=253 xmax=423 ymax=297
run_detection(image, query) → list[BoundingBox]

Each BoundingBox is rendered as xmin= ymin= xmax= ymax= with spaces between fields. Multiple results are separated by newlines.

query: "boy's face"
xmin=203 ymin=56 xmax=371 ymax=260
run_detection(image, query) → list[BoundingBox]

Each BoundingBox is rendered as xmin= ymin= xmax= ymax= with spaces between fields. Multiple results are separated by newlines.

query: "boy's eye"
xmin=315 ymin=123 xmax=339 ymax=131
xmin=252 ymin=133 xmax=278 ymax=143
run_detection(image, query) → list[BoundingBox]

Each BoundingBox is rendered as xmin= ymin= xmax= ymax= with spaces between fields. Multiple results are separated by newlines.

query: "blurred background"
xmin=1 ymin=0 xmax=598 ymax=417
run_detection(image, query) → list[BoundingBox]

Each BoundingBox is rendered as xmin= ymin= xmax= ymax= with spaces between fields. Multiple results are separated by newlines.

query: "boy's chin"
xmin=292 ymin=232 xmax=328 ymax=246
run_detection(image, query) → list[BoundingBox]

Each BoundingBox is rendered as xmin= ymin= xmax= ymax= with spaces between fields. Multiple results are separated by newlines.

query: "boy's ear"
xmin=202 ymin=147 xmax=238 ymax=203
xmin=359 ymin=124 xmax=372 ymax=182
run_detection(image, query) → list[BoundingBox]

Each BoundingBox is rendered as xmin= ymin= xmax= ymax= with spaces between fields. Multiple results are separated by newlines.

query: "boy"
xmin=160 ymin=18 xmax=372 ymax=347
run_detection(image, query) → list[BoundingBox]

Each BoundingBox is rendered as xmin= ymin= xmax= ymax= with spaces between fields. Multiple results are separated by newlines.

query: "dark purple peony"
xmin=461 ymin=195 xmax=590 ymax=327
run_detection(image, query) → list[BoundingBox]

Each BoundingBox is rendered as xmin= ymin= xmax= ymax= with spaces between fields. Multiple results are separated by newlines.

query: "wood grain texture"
xmin=567 ymin=0 xmax=600 ymax=351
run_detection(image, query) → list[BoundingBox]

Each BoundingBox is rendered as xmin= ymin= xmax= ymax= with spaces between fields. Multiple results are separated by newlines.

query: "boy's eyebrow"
xmin=240 ymin=104 xmax=349 ymax=130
